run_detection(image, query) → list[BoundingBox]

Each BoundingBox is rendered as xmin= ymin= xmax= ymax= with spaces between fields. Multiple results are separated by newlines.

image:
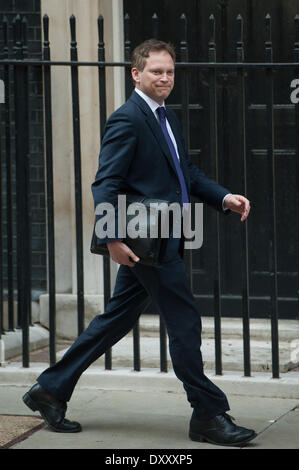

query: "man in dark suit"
xmin=23 ymin=39 xmax=256 ymax=447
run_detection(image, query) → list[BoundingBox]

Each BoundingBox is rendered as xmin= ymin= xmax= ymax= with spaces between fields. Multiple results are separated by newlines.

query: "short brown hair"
xmin=131 ymin=39 xmax=176 ymax=71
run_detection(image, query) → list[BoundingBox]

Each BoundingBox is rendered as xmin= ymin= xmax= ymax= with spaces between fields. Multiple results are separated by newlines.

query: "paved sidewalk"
xmin=0 ymin=377 xmax=298 ymax=449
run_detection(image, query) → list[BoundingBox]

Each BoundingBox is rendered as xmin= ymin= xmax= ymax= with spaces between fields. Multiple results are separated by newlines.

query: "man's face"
xmin=132 ymin=50 xmax=175 ymax=105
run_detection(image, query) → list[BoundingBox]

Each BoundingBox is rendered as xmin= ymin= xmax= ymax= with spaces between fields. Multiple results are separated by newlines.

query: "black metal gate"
xmin=124 ymin=0 xmax=299 ymax=320
xmin=0 ymin=6 xmax=298 ymax=378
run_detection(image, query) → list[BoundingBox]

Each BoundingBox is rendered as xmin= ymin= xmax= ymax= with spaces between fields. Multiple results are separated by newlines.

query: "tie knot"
xmin=157 ymin=106 xmax=166 ymax=121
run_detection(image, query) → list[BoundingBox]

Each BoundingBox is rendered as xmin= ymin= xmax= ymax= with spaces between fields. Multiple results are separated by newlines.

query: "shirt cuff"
xmin=222 ymin=193 xmax=232 ymax=211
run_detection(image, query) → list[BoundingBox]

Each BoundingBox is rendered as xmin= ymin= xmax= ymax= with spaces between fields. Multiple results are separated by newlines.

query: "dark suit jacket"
xmin=91 ymin=90 xmax=230 ymax=255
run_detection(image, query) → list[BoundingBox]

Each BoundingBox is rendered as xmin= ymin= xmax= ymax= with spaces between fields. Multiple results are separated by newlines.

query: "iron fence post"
xmin=43 ymin=14 xmax=56 ymax=365
xmin=265 ymin=14 xmax=279 ymax=379
xmin=13 ymin=14 xmax=31 ymax=367
xmin=236 ymin=14 xmax=251 ymax=377
xmin=69 ymin=14 xmax=85 ymax=337
xmin=208 ymin=14 xmax=222 ymax=375
xmin=98 ymin=15 xmax=113 ymax=370
xmin=0 ymin=91 xmax=3 ymax=338
xmin=152 ymin=13 xmax=158 ymax=39
xmin=2 ymin=16 xmax=14 ymax=333
xmin=293 ymin=15 xmax=299 ymax=342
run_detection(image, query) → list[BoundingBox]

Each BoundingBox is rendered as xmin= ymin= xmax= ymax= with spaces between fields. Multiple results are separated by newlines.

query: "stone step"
xmin=1 ymin=325 xmax=49 ymax=362
xmin=139 ymin=315 xmax=299 ymax=342
xmin=57 ymin=334 xmax=299 ymax=373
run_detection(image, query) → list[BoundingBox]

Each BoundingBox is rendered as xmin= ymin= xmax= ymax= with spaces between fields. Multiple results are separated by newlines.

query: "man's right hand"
xmin=107 ymin=241 xmax=140 ymax=267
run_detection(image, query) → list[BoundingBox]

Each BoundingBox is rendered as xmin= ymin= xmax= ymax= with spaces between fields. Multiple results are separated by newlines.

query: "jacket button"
xmin=176 ymin=190 xmax=181 ymax=195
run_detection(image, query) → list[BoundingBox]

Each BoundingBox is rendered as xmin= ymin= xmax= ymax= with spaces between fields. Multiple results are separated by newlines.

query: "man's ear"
xmin=131 ymin=67 xmax=140 ymax=84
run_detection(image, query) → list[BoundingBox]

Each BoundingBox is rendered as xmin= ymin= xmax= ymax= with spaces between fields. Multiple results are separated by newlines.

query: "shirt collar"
xmin=134 ymin=88 xmax=165 ymax=116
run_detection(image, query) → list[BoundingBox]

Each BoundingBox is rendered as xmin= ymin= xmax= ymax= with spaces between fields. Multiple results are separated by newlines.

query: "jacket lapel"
xmin=129 ymin=91 xmax=178 ymax=177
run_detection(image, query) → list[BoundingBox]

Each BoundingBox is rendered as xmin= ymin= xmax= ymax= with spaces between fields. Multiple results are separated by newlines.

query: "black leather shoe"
xmin=23 ymin=383 xmax=81 ymax=433
xmin=189 ymin=411 xmax=257 ymax=447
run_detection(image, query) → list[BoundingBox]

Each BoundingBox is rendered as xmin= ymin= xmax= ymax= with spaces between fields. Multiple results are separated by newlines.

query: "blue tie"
xmin=156 ymin=106 xmax=189 ymax=205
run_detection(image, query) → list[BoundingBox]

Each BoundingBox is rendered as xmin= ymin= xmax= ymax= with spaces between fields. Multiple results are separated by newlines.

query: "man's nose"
xmin=160 ymin=73 xmax=169 ymax=81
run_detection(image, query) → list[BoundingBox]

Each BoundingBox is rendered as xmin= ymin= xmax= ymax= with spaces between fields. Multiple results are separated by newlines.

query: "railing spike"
xmin=98 ymin=14 xmax=104 ymax=44
xmin=209 ymin=13 xmax=216 ymax=44
xmin=3 ymin=16 xmax=8 ymax=46
xmin=43 ymin=14 xmax=49 ymax=42
xmin=236 ymin=14 xmax=244 ymax=61
xmin=124 ymin=12 xmax=130 ymax=42
xmin=236 ymin=13 xmax=243 ymax=42
xmin=265 ymin=14 xmax=272 ymax=62
xmin=295 ymin=14 xmax=299 ymax=44
xmin=179 ymin=13 xmax=188 ymax=61
xmin=70 ymin=14 xmax=76 ymax=43
xmin=21 ymin=16 xmax=28 ymax=46
xmin=208 ymin=13 xmax=216 ymax=61
xmin=152 ymin=12 xmax=158 ymax=39
xmin=13 ymin=14 xmax=22 ymax=46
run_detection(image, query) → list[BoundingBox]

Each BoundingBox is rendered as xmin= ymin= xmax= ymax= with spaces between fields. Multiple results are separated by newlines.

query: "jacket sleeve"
xmin=186 ymin=154 xmax=231 ymax=212
xmin=91 ymin=111 xmax=137 ymax=245
xmin=170 ymin=110 xmax=231 ymax=212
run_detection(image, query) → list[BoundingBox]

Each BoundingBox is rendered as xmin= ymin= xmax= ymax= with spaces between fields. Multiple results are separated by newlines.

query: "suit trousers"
xmin=37 ymin=238 xmax=230 ymax=420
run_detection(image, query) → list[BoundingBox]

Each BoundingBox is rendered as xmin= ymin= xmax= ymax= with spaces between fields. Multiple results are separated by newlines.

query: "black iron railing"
xmin=0 ymin=11 xmax=299 ymax=378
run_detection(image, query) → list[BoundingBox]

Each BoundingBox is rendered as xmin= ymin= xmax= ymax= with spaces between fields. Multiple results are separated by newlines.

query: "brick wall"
xmin=0 ymin=0 xmax=46 ymax=297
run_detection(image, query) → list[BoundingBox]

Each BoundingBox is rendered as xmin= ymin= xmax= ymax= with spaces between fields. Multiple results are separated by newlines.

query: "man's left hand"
xmin=224 ymin=194 xmax=251 ymax=222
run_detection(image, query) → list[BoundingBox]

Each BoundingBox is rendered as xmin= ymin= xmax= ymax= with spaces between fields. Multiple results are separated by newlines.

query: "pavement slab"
xmin=0 ymin=385 xmax=298 ymax=450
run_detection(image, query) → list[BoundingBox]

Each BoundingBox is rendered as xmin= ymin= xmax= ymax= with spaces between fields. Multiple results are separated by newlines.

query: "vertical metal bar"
xmin=246 ymin=0 xmax=253 ymax=60
xmin=133 ymin=320 xmax=141 ymax=371
xmin=21 ymin=16 xmax=28 ymax=59
xmin=43 ymin=14 xmax=56 ymax=365
xmin=180 ymin=13 xmax=193 ymax=289
xmin=152 ymin=13 xmax=158 ymax=39
xmin=236 ymin=14 xmax=251 ymax=377
xmin=218 ymin=0 xmax=230 ymax=197
xmin=21 ymin=16 xmax=32 ymax=328
xmin=13 ymin=14 xmax=30 ymax=367
xmin=13 ymin=16 xmax=21 ymax=332
xmin=218 ymin=0 xmax=229 ymax=61
xmin=0 ymin=87 xmax=3 ymax=338
xmin=97 ymin=15 xmax=112 ymax=370
xmin=218 ymin=0 xmax=231 ymax=334
xmin=208 ymin=14 xmax=222 ymax=375
xmin=124 ymin=13 xmax=132 ymax=100
xmin=159 ymin=316 xmax=168 ymax=372
xmin=69 ymin=15 xmax=85 ymax=337
xmin=98 ymin=16 xmax=106 ymax=129
xmin=179 ymin=14 xmax=190 ymax=151
xmin=293 ymin=15 xmax=299 ymax=348
xmin=132 ymin=318 xmax=141 ymax=371
xmin=3 ymin=16 xmax=14 ymax=332
xmin=132 ymin=319 xmax=141 ymax=371
xmin=265 ymin=14 xmax=279 ymax=378
xmin=22 ymin=16 xmax=31 ymax=360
